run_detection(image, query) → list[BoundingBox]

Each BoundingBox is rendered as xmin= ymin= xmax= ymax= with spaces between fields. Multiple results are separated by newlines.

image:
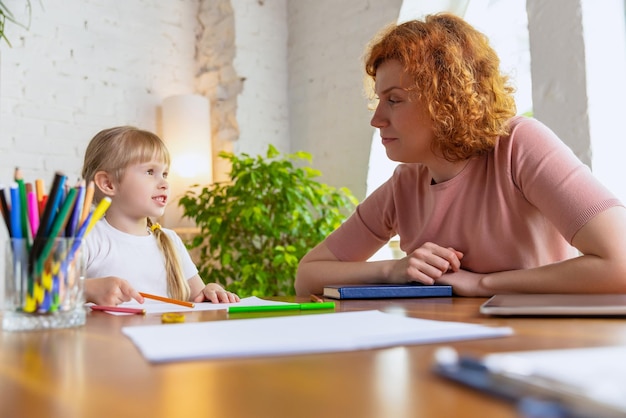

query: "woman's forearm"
xmin=295 ymin=259 xmax=395 ymax=296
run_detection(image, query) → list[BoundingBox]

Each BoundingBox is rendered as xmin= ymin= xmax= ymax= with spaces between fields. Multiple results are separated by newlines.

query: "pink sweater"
xmin=326 ymin=116 xmax=621 ymax=273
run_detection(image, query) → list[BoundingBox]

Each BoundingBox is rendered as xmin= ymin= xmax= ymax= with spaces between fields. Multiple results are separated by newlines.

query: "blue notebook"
xmin=323 ymin=283 xmax=453 ymax=300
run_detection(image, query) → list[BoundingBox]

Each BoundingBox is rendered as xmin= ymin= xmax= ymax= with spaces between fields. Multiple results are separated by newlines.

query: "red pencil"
xmin=90 ymin=305 xmax=146 ymax=315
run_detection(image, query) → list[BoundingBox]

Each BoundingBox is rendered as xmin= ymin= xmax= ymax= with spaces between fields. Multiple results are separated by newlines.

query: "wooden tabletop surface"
xmin=3 ymin=296 xmax=625 ymax=418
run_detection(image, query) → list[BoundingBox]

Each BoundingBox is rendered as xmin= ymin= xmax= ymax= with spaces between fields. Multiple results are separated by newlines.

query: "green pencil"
xmin=228 ymin=302 xmax=336 ymax=313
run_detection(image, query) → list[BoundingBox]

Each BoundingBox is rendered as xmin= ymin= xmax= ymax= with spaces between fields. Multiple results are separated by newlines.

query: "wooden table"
xmin=2 ymin=296 xmax=626 ymax=418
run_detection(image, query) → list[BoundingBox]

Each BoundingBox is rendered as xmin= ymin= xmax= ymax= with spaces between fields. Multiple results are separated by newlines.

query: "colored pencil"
xmin=30 ymin=172 xmax=66 ymax=267
xmin=85 ymin=196 xmax=112 ymax=235
xmin=35 ymin=178 xmax=45 ymax=210
xmin=310 ymin=294 xmax=325 ymax=303
xmin=80 ymin=180 xmax=95 ymax=226
xmin=68 ymin=197 xmax=111 ymax=260
xmin=0 ymin=185 xmax=11 ymax=236
xmin=24 ymin=188 xmax=78 ymax=313
xmin=90 ymin=305 xmax=146 ymax=315
xmin=139 ymin=292 xmax=195 ymax=308
xmin=14 ymin=168 xmax=29 ymax=243
xmin=39 ymin=172 xmax=67 ymax=237
xmin=228 ymin=302 xmax=336 ymax=313
xmin=34 ymin=188 xmax=77 ymax=274
xmin=26 ymin=186 xmax=40 ymax=239
xmin=9 ymin=183 xmax=22 ymax=238
xmin=65 ymin=179 xmax=85 ymax=237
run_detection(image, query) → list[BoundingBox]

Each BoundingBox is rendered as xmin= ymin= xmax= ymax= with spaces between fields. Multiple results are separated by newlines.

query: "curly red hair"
xmin=364 ymin=13 xmax=517 ymax=161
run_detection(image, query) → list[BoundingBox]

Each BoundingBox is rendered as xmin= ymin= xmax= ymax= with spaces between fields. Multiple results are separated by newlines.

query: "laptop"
xmin=480 ymin=294 xmax=626 ymax=316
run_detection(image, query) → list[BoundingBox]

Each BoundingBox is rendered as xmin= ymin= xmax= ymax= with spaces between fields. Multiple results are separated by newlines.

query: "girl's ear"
xmin=93 ymin=171 xmax=116 ymax=197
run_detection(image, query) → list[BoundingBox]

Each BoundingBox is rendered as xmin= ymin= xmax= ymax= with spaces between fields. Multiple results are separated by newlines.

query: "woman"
xmin=295 ymin=13 xmax=626 ymax=297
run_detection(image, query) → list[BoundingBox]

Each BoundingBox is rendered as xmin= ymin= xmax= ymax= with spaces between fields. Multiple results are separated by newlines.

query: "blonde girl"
xmin=82 ymin=126 xmax=239 ymax=305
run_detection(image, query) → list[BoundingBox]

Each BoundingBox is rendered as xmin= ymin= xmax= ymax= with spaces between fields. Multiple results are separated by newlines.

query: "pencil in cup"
xmin=8 ymin=237 xmax=86 ymax=314
xmin=41 ymin=197 xmax=111 ymax=313
xmin=2 ymin=171 xmax=111 ymax=314
xmin=31 ymin=197 xmax=108 ymax=313
xmin=26 ymin=187 xmax=77 ymax=312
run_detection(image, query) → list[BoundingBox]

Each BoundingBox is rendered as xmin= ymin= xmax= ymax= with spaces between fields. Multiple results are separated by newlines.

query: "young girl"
xmin=82 ymin=126 xmax=239 ymax=306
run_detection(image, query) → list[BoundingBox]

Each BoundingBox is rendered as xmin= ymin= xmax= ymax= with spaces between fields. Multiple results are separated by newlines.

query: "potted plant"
xmin=179 ymin=145 xmax=358 ymax=297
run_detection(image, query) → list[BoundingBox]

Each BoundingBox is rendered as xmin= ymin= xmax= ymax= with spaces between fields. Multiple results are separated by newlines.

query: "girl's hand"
xmin=193 ymin=283 xmax=240 ymax=304
xmin=84 ymin=277 xmax=144 ymax=305
xmin=389 ymin=242 xmax=463 ymax=285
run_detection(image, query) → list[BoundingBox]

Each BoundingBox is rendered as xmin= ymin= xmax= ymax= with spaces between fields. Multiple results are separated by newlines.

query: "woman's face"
xmin=370 ymin=59 xmax=436 ymax=164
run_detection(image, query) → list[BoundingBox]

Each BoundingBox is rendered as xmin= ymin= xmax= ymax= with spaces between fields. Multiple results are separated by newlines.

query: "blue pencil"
xmin=65 ymin=179 xmax=85 ymax=237
xmin=9 ymin=183 xmax=22 ymax=239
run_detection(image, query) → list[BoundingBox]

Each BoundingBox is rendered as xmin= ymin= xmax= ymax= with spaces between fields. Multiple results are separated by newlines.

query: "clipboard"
xmin=479 ymin=294 xmax=626 ymax=316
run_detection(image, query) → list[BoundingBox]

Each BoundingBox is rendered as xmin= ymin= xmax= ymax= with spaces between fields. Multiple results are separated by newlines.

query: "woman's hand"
xmin=193 ymin=283 xmax=240 ymax=304
xmin=390 ymin=242 xmax=463 ymax=284
xmin=84 ymin=277 xmax=144 ymax=305
xmin=434 ymin=269 xmax=493 ymax=297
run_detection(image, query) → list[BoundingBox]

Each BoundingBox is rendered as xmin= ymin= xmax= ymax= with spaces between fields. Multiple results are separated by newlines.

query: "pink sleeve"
xmin=509 ymin=118 xmax=621 ymax=243
xmin=325 ymin=179 xmax=398 ymax=261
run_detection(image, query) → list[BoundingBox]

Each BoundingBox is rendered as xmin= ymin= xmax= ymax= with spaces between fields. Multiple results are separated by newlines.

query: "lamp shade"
xmin=162 ymin=94 xmax=213 ymax=183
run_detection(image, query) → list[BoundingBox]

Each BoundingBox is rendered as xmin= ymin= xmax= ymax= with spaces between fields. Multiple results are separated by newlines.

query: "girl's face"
xmin=114 ymin=159 xmax=169 ymax=220
xmin=370 ymin=59 xmax=436 ymax=164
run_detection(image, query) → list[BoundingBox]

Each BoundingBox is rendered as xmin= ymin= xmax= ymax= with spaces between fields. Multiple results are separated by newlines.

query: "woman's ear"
xmin=93 ymin=171 xmax=116 ymax=197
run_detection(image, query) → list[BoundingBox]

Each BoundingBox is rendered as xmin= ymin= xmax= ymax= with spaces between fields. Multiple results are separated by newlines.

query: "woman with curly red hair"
xmin=296 ymin=13 xmax=626 ymax=297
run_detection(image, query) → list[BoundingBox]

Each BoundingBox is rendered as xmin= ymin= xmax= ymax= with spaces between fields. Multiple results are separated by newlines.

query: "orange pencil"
xmin=80 ymin=180 xmax=95 ymax=226
xmin=35 ymin=178 xmax=46 ymax=214
xmin=139 ymin=292 xmax=195 ymax=308
xmin=310 ymin=294 xmax=325 ymax=303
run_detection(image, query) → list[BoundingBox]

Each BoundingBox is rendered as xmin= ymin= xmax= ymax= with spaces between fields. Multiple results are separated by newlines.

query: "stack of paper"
xmin=122 ymin=310 xmax=513 ymax=363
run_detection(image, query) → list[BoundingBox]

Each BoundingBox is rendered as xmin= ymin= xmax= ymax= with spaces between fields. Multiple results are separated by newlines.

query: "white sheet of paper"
xmin=88 ymin=296 xmax=295 ymax=315
xmin=122 ymin=310 xmax=513 ymax=363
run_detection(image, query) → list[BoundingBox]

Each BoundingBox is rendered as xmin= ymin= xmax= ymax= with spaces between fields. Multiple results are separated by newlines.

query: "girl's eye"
xmin=147 ymin=169 xmax=154 ymax=175
xmin=163 ymin=172 xmax=169 ymax=179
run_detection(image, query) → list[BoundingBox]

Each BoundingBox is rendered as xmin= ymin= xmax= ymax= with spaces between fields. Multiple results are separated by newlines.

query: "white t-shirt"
xmin=84 ymin=218 xmax=198 ymax=297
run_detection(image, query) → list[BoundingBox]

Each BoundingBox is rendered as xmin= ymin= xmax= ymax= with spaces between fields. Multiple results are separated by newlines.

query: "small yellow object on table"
xmin=161 ymin=312 xmax=185 ymax=324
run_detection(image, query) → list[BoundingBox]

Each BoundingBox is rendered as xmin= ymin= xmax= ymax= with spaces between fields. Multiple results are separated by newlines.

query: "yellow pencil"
xmin=139 ymin=292 xmax=195 ymax=308
xmin=85 ymin=196 xmax=111 ymax=235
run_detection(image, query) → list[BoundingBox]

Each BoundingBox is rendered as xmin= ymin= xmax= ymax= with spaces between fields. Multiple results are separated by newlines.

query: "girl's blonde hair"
xmin=82 ymin=126 xmax=190 ymax=301
xmin=364 ymin=13 xmax=517 ymax=162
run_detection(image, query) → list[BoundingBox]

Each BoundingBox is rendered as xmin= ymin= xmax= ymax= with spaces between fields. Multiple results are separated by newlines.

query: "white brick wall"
xmin=0 ymin=0 xmax=198 ymax=186
xmin=287 ymin=0 xmax=403 ymax=199
xmin=233 ymin=0 xmax=290 ymax=158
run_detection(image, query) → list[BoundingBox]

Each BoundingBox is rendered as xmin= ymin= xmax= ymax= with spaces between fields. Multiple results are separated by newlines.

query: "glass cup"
xmin=3 ymin=237 xmax=86 ymax=331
